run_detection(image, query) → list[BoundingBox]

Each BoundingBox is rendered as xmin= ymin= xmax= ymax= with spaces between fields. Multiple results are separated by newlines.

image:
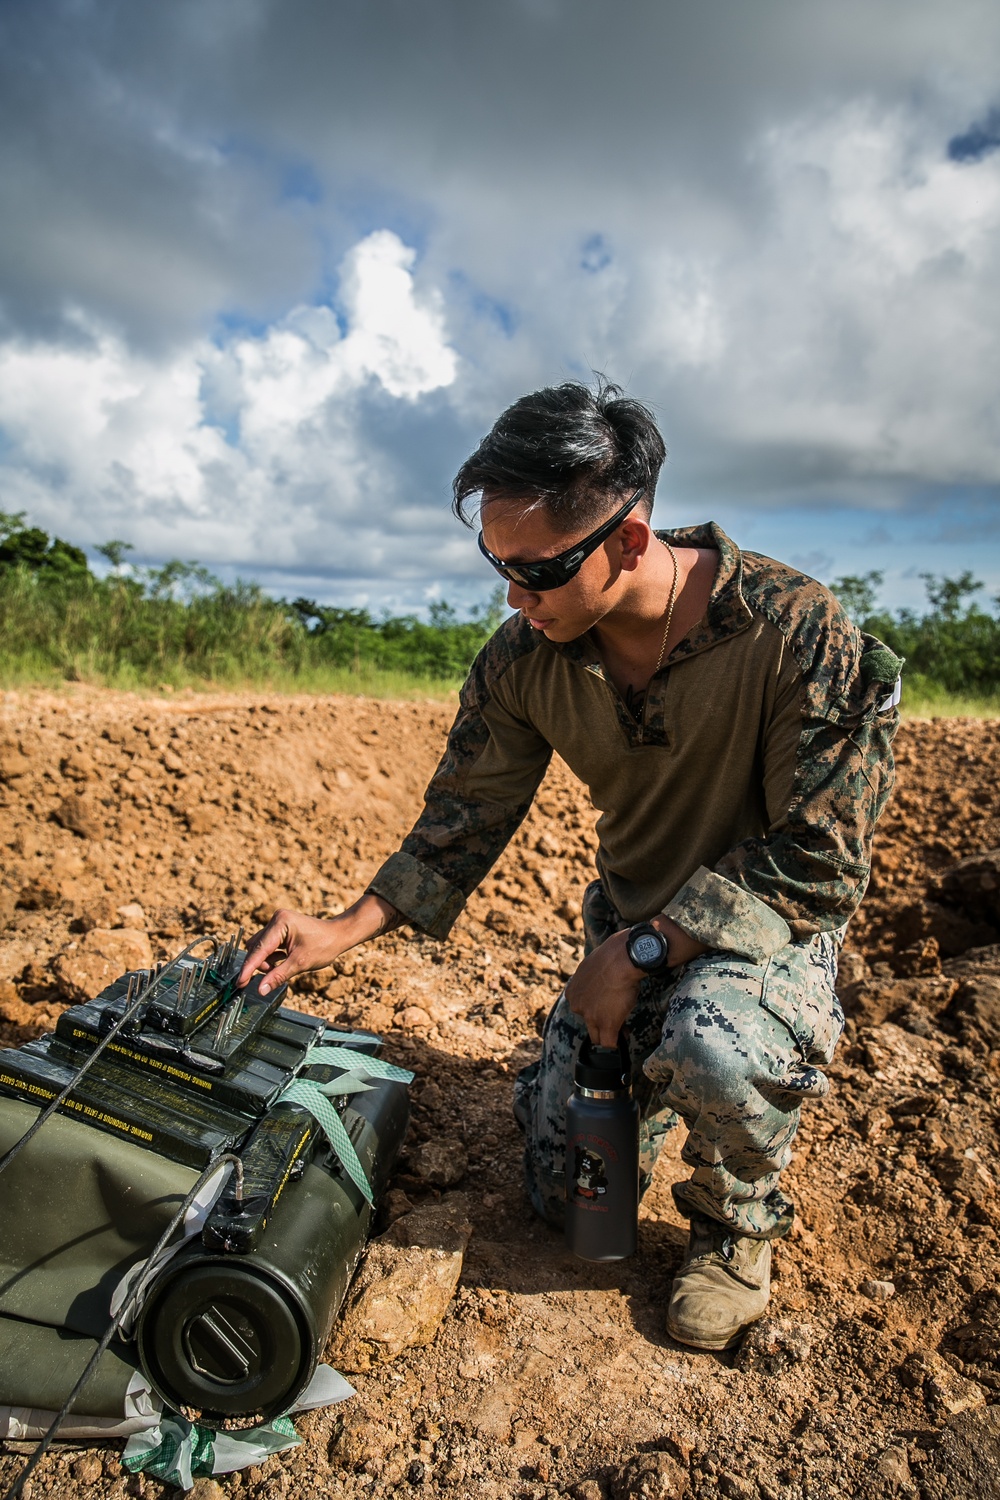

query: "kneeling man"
xmin=241 ymin=380 xmax=900 ymax=1350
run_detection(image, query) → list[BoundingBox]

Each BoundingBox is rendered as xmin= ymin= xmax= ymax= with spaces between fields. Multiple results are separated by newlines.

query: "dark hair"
xmin=452 ymin=378 xmax=667 ymax=531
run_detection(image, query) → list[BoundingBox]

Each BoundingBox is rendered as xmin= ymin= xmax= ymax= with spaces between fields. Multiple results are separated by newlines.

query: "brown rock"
xmin=899 ymin=1349 xmax=987 ymax=1415
xmin=571 ymin=1482 xmax=605 ymax=1500
xmin=387 ymin=1194 xmax=472 ymax=1253
xmin=378 ymin=1188 xmax=414 ymax=1229
xmin=717 ymin=1478 xmax=755 ymax=1500
xmin=75 ymin=893 xmax=118 ymax=932
xmin=947 ymin=976 xmax=1000 ymax=1048
xmin=60 ymin=750 xmax=96 ymax=782
xmin=0 ymin=743 xmax=30 ymax=781
xmin=359 ymin=1001 xmax=395 ymax=1033
xmin=736 ymin=1316 xmax=815 ymax=1372
xmin=331 ymin=1199 xmax=472 ymax=1372
xmin=71 ymin=1454 xmax=104 ymax=1483
xmin=838 ymin=974 xmax=957 ymax=1028
xmin=610 ymin=1450 xmax=688 ymax=1500
xmin=52 ymin=927 xmax=153 ymax=1002
xmin=53 ymin=793 xmax=104 ymax=840
xmin=895 ymin=899 xmax=998 ymax=959
xmin=836 ymin=950 xmax=870 ymax=989
xmin=184 ymin=802 xmax=223 ymax=834
xmin=50 ymin=848 xmax=85 ymax=880
xmin=875 ymin=1447 xmax=911 ymax=1488
xmin=861 ymin=1278 xmax=896 ymax=1302
xmin=410 ymin=1138 xmax=468 ymax=1188
xmin=185 ymin=1481 xmax=227 ymax=1500
xmin=947 ymin=1286 xmax=1000 ymax=1364
xmin=0 ymin=887 xmax=15 ymax=931
xmin=893 ymin=935 xmax=943 ymax=977
xmin=935 ymin=849 xmax=1000 ymax=926
xmin=115 ymin=902 xmax=147 ymax=930
xmin=395 ymin=1004 xmax=432 ymax=1030
xmin=945 ymin=1316 xmax=1000 ymax=1368
xmin=931 ymin=1145 xmax=985 ymax=1198
xmin=331 ymin=1244 xmax=466 ymax=1371
xmin=942 ymin=943 xmax=1000 ymax=979
xmin=16 ymin=876 xmax=61 ymax=911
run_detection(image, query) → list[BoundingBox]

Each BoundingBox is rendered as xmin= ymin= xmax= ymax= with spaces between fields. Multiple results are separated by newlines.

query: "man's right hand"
xmin=238 ymin=893 xmax=402 ymax=996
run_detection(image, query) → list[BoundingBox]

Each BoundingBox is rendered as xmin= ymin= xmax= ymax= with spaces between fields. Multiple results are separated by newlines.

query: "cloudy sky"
xmin=2 ymin=0 xmax=999 ymax=616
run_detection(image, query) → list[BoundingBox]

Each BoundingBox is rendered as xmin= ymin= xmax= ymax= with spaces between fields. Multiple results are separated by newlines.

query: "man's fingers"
xmin=258 ymin=954 xmax=300 ymax=997
xmin=238 ymin=918 xmax=289 ymax=988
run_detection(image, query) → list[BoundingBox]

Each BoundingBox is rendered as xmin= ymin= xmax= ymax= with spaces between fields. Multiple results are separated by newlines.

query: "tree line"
xmin=831 ymin=569 xmax=1000 ymax=700
xmin=0 ymin=511 xmax=504 ymax=685
xmin=2 ymin=510 xmax=998 ymax=699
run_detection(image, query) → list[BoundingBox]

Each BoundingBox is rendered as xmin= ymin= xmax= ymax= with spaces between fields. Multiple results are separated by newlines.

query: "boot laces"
xmin=690 ymin=1215 xmax=737 ymax=1266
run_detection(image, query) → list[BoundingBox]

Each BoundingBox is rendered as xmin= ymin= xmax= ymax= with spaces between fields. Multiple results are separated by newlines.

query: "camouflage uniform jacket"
xmin=368 ymin=522 xmax=902 ymax=961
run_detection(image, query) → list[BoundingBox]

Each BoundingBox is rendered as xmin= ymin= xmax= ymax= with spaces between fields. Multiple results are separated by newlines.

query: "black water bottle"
xmin=564 ymin=1033 xmax=639 ymax=1261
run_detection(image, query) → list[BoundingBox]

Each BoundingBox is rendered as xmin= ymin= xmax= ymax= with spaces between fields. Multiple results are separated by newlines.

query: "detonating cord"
xmin=2 ymin=1153 xmax=245 ymax=1500
xmin=0 ymin=935 xmax=220 ymax=1181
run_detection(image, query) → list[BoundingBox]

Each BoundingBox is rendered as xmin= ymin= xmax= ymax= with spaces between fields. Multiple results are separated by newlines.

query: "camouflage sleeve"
xmin=367 ymin=625 xmax=552 ymax=939
xmin=666 ymin=611 xmax=903 ymax=955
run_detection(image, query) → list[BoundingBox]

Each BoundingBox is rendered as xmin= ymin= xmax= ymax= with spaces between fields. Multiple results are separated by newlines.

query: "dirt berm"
xmin=1 ymin=690 xmax=999 ymax=1500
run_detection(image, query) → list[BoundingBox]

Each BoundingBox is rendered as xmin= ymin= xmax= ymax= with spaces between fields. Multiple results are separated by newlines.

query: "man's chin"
xmin=522 ymin=612 xmax=590 ymax=643
xmin=533 ymin=621 xmax=585 ymax=643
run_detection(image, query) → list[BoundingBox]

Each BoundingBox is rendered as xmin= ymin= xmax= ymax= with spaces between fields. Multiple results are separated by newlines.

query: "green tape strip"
xmin=122 ymin=1419 xmax=214 ymax=1483
xmin=278 ymin=1080 xmax=374 ymax=1204
xmin=307 ymin=1045 xmax=414 ymax=1084
xmin=315 ymin=1074 xmax=374 ymax=1097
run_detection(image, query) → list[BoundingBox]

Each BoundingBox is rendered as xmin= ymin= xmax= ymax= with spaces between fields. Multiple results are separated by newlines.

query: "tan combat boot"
xmin=666 ymin=1213 xmax=771 ymax=1351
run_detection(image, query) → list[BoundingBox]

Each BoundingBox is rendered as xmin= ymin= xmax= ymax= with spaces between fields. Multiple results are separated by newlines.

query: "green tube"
xmin=135 ymin=1078 xmax=409 ymax=1423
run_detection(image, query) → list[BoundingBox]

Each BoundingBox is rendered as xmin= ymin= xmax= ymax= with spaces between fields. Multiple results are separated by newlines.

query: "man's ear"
xmin=617 ymin=518 xmax=652 ymax=572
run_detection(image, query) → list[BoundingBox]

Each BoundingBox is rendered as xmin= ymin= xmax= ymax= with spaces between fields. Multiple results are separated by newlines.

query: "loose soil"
xmin=1 ymin=690 xmax=999 ymax=1500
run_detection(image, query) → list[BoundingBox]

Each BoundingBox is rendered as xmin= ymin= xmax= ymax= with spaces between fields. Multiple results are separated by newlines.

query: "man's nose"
xmin=507 ymin=580 xmax=541 ymax=611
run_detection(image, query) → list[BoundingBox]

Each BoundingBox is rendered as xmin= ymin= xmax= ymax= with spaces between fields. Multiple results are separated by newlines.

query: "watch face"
xmin=631 ymin=932 xmax=664 ymax=967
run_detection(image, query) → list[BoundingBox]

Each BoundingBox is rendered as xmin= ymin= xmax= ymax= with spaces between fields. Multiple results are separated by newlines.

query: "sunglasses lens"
xmin=506 ymin=562 xmax=561 ymax=591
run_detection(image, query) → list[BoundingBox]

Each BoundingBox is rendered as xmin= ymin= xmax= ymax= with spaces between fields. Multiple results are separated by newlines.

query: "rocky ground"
xmin=0 ymin=689 xmax=999 ymax=1500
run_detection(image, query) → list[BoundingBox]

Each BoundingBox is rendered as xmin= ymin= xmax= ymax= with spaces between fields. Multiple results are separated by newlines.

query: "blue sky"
xmin=0 ymin=0 xmax=998 ymax=620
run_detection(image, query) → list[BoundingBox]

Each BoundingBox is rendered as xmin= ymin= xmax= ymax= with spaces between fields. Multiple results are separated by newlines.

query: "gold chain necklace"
xmin=653 ymin=541 xmax=680 ymax=675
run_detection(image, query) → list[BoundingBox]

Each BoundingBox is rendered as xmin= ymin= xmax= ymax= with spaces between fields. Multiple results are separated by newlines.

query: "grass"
xmin=0 ymin=566 xmax=485 ymax=699
xmin=3 ymin=643 xmax=999 ymax=716
xmin=898 ymin=674 xmax=1000 ymax=719
xmin=0 ymin=657 xmax=462 ymax=701
xmin=6 ymin=662 xmax=998 ymax=717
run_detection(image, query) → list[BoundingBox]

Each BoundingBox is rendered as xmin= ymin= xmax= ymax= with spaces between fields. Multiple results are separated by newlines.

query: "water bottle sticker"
xmin=571 ymin=1144 xmax=609 ymax=1202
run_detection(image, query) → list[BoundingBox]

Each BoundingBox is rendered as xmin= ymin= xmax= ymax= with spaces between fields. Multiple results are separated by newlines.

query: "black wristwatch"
xmin=625 ymin=921 xmax=671 ymax=975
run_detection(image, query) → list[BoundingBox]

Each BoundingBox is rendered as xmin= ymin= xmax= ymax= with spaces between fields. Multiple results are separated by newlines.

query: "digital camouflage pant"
xmin=513 ymin=880 xmax=846 ymax=1240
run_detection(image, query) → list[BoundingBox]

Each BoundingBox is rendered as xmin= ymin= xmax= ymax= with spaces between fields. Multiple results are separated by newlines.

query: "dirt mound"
xmin=1 ymin=691 xmax=999 ymax=1500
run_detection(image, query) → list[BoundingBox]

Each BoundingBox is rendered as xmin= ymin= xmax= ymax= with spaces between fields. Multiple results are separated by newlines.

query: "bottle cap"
xmin=574 ymin=1036 xmax=629 ymax=1092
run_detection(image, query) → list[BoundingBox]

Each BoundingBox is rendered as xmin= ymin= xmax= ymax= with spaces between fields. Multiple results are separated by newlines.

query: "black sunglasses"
xmin=478 ymin=488 xmax=646 ymax=593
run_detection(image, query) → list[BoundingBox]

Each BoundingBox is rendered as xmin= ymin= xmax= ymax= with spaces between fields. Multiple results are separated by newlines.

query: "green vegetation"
xmin=0 ymin=510 xmax=501 ymax=695
xmin=831 ymin=568 xmax=1000 ymax=717
xmin=2 ymin=511 xmax=998 ymax=714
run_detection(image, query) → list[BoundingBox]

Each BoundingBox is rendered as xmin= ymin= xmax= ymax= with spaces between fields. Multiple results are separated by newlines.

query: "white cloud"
xmin=730 ymin=102 xmax=1000 ymax=483
xmin=0 ymin=231 xmax=458 ymax=568
xmin=603 ymin=101 xmax=1000 ymax=503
